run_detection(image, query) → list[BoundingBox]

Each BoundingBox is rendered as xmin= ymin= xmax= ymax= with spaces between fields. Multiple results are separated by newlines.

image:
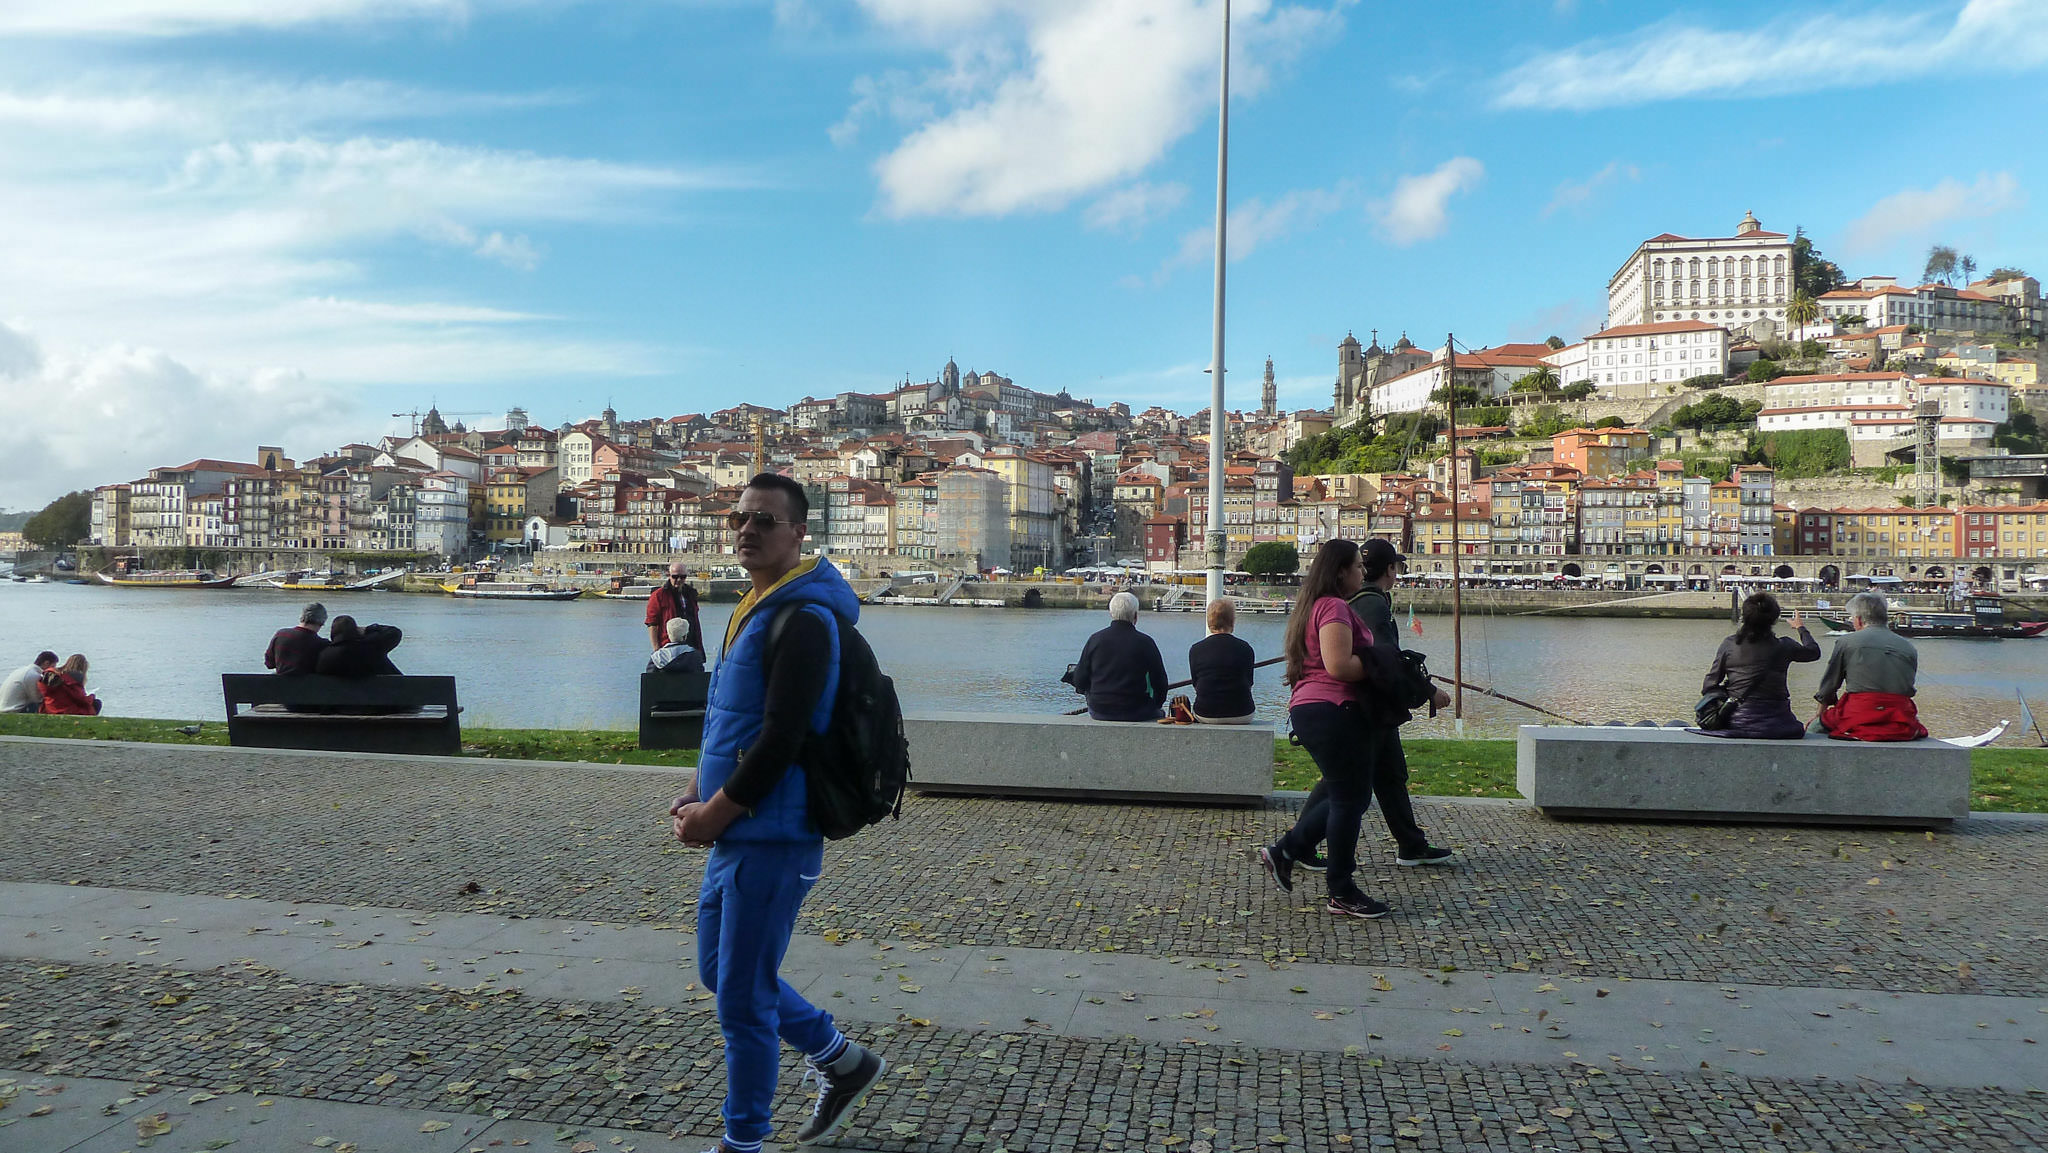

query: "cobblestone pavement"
xmin=4 ymin=958 xmax=2046 ymax=1153
xmin=4 ymin=742 xmax=2044 ymax=995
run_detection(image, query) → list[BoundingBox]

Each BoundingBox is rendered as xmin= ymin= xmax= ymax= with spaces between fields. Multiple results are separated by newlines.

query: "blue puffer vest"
xmin=695 ymin=556 xmax=857 ymax=843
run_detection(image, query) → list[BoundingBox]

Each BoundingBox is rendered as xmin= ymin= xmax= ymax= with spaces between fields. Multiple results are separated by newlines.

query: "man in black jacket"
xmin=1296 ymin=539 xmax=1454 ymax=869
xmin=1064 ymin=592 xmax=1168 ymax=721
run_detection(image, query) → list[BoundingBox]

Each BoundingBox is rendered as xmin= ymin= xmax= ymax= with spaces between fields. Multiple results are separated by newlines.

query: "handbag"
xmin=1693 ymin=688 xmax=1743 ymax=730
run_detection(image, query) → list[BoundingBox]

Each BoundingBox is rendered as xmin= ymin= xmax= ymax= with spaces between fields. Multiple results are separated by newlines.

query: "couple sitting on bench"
xmin=1696 ymin=591 xmax=1925 ymax=742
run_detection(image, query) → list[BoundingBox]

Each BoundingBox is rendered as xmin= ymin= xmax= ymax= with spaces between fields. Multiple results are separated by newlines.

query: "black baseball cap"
xmin=1362 ymin=537 xmax=1407 ymax=570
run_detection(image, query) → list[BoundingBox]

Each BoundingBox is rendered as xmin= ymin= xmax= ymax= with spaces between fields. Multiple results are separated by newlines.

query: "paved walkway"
xmin=3 ymin=737 xmax=2048 ymax=1151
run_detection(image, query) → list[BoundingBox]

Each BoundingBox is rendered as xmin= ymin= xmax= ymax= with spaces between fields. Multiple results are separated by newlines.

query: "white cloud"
xmin=1084 ymin=182 xmax=1188 ymax=232
xmin=1495 ymin=0 xmax=2048 ymax=111
xmin=0 ymin=320 xmax=354 ymax=508
xmin=853 ymin=0 xmax=1346 ymax=218
xmin=1371 ymin=157 xmax=1482 ymax=246
xmin=1164 ymin=185 xmax=1346 ymax=275
xmin=1542 ymin=160 xmax=1638 ymax=217
xmin=1841 ymin=172 xmax=2024 ymax=259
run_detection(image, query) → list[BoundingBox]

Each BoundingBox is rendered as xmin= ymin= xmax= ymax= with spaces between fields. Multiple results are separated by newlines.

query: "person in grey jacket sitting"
xmin=1696 ymin=591 xmax=1820 ymax=739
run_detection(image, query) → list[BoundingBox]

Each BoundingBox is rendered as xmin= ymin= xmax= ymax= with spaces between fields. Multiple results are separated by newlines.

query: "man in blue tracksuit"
xmin=670 ymin=473 xmax=887 ymax=1153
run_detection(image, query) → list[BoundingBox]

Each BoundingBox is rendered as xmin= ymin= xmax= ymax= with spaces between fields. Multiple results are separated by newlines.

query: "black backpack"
xmin=767 ymin=605 xmax=910 ymax=839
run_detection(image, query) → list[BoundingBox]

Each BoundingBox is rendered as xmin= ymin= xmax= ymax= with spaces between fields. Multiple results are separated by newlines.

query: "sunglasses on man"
xmin=725 ymin=510 xmax=799 ymax=530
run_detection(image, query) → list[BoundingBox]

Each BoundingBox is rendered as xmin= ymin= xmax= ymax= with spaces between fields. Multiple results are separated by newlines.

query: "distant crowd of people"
xmin=265 ymin=602 xmax=405 ymax=677
xmin=1 ymin=651 xmax=101 ymax=715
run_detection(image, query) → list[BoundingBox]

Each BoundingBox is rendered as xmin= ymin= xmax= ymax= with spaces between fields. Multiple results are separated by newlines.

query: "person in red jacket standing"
xmin=646 ymin=562 xmax=703 ymax=654
xmin=40 ymin=654 xmax=102 ymax=715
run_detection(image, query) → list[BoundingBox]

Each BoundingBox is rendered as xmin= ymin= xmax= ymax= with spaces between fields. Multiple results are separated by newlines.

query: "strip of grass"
xmin=1274 ymin=738 xmax=1520 ymax=798
xmin=6 ymin=714 xmax=2045 ymax=810
xmin=1276 ymin=736 xmax=2048 ymax=812
xmin=0 ymin=713 xmax=697 ymax=769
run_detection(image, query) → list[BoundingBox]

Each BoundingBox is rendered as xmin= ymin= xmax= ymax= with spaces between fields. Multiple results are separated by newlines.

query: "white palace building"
xmin=1606 ymin=211 xmax=1795 ymax=332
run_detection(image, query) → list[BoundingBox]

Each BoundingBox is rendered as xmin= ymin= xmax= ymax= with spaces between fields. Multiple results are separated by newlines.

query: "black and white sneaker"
xmin=1326 ymin=893 xmax=1391 ymax=919
xmin=1395 ymin=846 xmax=1455 ymax=867
xmin=1256 ymin=845 xmax=1294 ymax=893
xmin=796 ymin=1042 xmax=886 ymax=1145
xmin=1296 ymin=848 xmax=1328 ymax=872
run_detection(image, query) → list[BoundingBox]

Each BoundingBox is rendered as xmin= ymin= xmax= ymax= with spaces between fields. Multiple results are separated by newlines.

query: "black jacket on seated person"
xmin=315 ymin=624 xmax=404 ymax=677
xmin=1066 ymin=619 xmax=1168 ymax=721
xmin=1187 ymin=632 xmax=1256 ymax=719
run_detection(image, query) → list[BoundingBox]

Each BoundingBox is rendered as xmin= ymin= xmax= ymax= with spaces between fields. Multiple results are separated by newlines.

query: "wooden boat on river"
xmin=95 ymin=556 xmax=236 ymax=589
xmin=1818 ymin=595 xmax=2048 ymax=639
xmin=439 ymin=574 xmax=582 ymax=601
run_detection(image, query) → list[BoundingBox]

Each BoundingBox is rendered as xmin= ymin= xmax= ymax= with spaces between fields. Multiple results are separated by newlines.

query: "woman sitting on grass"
xmin=39 ymin=654 xmax=102 ymax=716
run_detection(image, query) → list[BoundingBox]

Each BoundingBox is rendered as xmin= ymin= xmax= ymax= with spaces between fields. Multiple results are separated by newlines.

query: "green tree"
xmin=1509 ymin=365 xmax=1560 ymax=400
xmin=1516 ymin=405 xmax=1572 ymax=438
xmin=1960 ymin=253 xmax=1978 ymax=284
xmin=1791 ymin=227 xmax=1846 ymax=298
xmin=1923 ymin=244 xmax=1959 ymax=286
xmin=23 ymin=490 xmax=91 ymax=549
xmin=1592 ymin=415 xmax=1625 ymax=429
xmin=1987 ymin=266 xmax=2030 ymax=283
xmin=1755 ymin=429 xmax=1851 ymax=478
xmin=1799 ymin=338 xmax=1826 ymax=359
xmin=1785 ymin=289 xmax=1820 ymax=333
xmin=1428 ymin=383 xmax=1483 ymax=408
xmin=1545 ymin=335 xmax=1566 ymax=350
xmin=1560 ymin=381 xmax=1596 ymax=401
xmin=1679 ymin=373 xmax=1724 ymax=390
xmin=1241 ymin=541 xmax=1299 ymax=577
xmin=1747 ymin=359 xmax=1782 ymax=382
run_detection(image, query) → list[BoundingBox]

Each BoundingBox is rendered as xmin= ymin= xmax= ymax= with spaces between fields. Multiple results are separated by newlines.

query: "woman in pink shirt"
xmin=1255 ymin=539 xmax=1390 ymax=919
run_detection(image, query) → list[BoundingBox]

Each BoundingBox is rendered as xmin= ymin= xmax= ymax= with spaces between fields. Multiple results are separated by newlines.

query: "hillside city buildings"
xmin=76 ymin=213 xmax=2048 ymax=576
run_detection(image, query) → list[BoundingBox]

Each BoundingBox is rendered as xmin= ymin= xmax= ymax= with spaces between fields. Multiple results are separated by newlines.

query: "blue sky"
xmin=2 ymin=0 xmax=2045 ymax=508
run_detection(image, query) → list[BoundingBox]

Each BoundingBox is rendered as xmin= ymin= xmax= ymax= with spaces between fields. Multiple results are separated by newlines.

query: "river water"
xmin=3 ymin=582 xmax=2044 ymax=744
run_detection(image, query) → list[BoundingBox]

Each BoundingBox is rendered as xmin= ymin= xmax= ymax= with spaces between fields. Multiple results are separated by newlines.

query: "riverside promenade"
xmin=2 ymin=737 xmax=2046 ymax=1152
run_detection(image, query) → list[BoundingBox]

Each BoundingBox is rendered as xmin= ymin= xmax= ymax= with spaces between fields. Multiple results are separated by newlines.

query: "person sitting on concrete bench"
xmin=1812 ymin=592 xmax=1927 ymax=741
xmin=646 ymin=616 xmax=706 ymax=675
xmin=1695 ymin=592 xmax=1820 ymax=740
xmin=1187 ymin=598 xmax=1256 ymax=724
xmin=315 ymin=616 xmax=404 ymax=677
xmin=1063 ymin=591 xmax=1167 ymax=721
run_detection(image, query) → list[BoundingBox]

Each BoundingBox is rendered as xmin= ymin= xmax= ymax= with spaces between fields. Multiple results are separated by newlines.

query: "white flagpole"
xmin=1204 ymin=0 xmax=1230 ymax=607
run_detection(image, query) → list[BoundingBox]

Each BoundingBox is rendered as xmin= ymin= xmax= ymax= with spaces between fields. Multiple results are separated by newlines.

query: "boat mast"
xmin=1446 ymin=333 xmax=1463 ymax=729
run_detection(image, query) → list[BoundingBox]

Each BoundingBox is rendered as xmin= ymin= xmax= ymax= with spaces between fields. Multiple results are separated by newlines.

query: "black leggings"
xmin=1297 ymin=725 xmax=1427 ymax=858
xmin=1277 ymin=702 xmax=1375 ymax=901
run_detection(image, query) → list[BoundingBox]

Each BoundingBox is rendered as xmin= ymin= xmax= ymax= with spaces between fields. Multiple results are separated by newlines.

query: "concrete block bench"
xmin=1516 ymin=725 xmax=1970 ymax=829
xmin=904 ymin=711 xmax=1274 ymax=805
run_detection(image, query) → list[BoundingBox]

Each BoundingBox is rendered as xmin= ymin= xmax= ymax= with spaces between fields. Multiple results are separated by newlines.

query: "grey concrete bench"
xmin=1516 ymin=725 xmax=1970 ymax=829
xmin=904 ymin=711 xmax=1274 ymax=805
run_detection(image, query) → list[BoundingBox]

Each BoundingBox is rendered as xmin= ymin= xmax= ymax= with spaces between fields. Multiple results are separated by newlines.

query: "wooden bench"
xmin=221 ymin=674 xmax=462 ymax=756
xmin=903 ymin=711 xmax=1274 ymax=805
xmin=639 ymin=671 xmax=711 ymax=751
xmin=1516 ymin=724 xmax=1971 ymax=829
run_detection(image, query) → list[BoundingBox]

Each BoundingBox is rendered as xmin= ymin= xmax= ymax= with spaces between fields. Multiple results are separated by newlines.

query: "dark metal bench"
xmin=639 ymin=671 xmax=710 ymax=750
xmin=221 ymin=674 xmax=462 ymax=755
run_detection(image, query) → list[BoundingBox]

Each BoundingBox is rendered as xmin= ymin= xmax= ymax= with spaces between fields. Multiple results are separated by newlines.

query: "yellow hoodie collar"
xmin=724 ymin=555 xmax=822 ymax=651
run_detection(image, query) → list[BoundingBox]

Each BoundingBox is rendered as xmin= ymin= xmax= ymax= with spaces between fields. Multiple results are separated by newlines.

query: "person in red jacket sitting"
xmin=39 ymin=654 xmax=102 ymax=716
